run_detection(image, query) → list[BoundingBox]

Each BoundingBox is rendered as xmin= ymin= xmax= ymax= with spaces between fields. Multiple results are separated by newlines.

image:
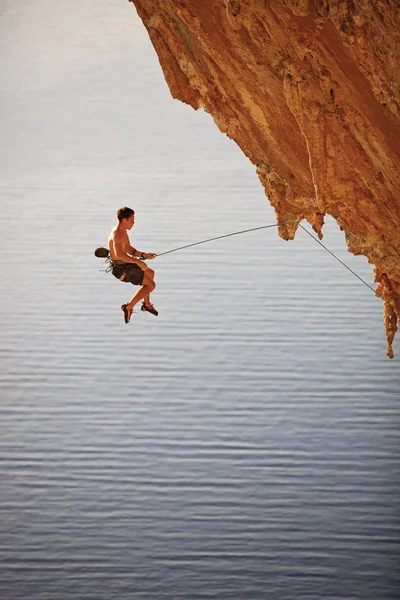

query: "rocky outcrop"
xmin=129 ymin=0 xmax=400 ymax=357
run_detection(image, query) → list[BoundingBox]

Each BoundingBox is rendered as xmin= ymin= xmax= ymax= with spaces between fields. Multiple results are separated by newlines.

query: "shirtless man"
xmin=108 ymin=206 xmax=157 ymax=324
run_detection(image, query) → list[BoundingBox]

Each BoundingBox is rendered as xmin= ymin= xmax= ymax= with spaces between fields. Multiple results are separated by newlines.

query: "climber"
xmin=107 ymin=206 xmax=158 ymax=324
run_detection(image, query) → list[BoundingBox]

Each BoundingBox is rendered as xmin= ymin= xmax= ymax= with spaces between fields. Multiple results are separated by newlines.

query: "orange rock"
xmin=130 ymin=0 xmax=400 ymax=356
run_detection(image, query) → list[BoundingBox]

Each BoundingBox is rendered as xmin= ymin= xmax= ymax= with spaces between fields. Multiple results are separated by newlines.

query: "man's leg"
xmin=142 ymin=269 xmax=156 ymax=307
xmin=127 ymin=269 xmax=156 ymax=312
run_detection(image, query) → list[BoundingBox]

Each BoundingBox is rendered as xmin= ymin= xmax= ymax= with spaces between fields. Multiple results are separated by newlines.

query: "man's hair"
xmin=117 ymin=206 xmax=135 ymax=222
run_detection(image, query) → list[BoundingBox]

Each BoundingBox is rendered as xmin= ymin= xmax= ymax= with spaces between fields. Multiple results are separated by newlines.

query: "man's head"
xmin=117 ymin=206 xmax=135 ymax=229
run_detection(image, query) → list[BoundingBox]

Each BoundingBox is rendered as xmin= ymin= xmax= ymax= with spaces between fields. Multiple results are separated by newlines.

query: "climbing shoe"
xmin=121 ymin=304 xmax=133 ymax=324
xmin=141 ymin=302 xmax=158 ymax=316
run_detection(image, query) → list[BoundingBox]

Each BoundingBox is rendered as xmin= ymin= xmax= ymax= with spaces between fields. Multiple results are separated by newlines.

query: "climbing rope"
xmin=297 ymin=223 xmax=376 ymax=294
xmin=155 ymin=221 xmax=293 ymax=257
xmin=155 ymin=219 xmax=398 ymax=315
xmin=297 ymin=223 xmax=398 ymax=314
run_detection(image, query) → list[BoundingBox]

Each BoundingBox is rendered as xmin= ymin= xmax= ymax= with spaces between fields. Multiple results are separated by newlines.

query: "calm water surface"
xmin=1 ymin=2 xmax=399 ymax=599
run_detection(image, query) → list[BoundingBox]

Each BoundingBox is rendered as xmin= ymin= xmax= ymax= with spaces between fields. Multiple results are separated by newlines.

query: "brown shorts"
xmin=111 ymin=262 xmax=144 ymax=286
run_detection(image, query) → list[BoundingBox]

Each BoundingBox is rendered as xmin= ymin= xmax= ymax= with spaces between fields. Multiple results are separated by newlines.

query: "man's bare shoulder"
xmin=108 ymin=226 xmax=121 ymax=256
xmin=109 ymin=226 xmax=127 ymax=247
xmin=108 ymin=225 xmax=120 ymax=241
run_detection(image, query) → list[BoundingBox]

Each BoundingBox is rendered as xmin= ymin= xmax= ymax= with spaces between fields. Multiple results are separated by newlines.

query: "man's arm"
xmin=128 ymin=244 xmax=139 ymax=257
xmin=128 ymin=243 xmax=156 ymax=261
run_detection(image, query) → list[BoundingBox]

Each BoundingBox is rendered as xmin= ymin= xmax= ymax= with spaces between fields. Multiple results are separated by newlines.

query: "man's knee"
xmin=143 ymin=275 xmax=156 ymax=290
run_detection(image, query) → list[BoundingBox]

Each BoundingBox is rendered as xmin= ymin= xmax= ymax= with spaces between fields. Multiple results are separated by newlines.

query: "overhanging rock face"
xmin=129 ymin=0 xmax=400 ymax=357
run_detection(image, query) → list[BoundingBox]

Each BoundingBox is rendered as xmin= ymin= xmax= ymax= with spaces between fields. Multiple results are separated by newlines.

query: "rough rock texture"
xmin=129 ymin=0 xmax=400 ymax=357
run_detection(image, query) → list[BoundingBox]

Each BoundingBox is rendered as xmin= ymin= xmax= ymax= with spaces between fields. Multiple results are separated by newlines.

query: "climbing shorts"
xmin=111 ymin=262 xmax=144 ymax=286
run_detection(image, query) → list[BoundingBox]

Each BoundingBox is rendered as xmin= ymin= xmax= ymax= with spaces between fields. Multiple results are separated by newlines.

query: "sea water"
xmin=1 ymin=1 xmax=399 ymax=598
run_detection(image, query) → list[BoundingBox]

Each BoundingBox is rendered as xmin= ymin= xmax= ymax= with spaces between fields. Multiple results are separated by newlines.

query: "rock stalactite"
xmin=129 ymin=0 xmax=400 ymax=357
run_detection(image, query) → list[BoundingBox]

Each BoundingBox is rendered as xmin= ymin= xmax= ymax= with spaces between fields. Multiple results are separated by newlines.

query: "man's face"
xmin=125 ymin=214 xmax=135 ymax=229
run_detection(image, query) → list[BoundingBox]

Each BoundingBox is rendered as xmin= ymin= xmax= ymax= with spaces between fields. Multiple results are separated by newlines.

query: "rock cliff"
xmin=129 ymin=0 xmax=400 ymax=357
